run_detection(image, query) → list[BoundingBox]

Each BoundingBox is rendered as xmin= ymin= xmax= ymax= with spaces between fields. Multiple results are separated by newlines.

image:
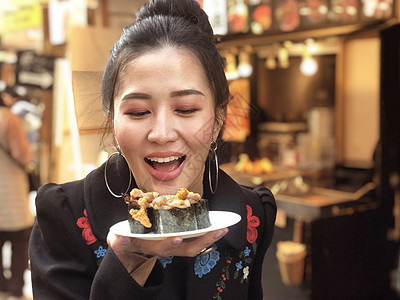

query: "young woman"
xmin=29 ymin=0 xmax=276 ymax=299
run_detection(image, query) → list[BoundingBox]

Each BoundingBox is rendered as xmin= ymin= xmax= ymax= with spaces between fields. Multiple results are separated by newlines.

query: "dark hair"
xmin=0 ymin=86 xmax=20 ymax=107
xmin=101 ymin=0 xmax=229 ymax=134
xmin=3 ymin=86 xmax=20 ymax=99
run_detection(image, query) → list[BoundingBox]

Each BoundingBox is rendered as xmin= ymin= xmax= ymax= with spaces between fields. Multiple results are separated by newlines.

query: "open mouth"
xmin=145 ymin=155 xmax=186 ymax=172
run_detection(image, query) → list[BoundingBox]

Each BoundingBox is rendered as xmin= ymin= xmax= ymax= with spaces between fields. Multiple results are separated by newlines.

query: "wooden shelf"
xmin=217 ymin=18 xmax=398 ymax=50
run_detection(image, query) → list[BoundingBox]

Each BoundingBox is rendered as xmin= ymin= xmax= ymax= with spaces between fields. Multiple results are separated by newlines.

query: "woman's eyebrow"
xmin=121 ymin=89 xmax=204 ymax=100
xmin=170 ymin=89 xmax=205 ymax=97
xmin=121 ymin=92 xmax=151 ymax=100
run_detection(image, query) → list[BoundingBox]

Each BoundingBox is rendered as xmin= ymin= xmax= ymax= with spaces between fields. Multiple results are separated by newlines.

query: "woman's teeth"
xmin=147 ymin=156 xmax=182 ymax=163
xmin=145 ymin=155 xmax=185 ymax=172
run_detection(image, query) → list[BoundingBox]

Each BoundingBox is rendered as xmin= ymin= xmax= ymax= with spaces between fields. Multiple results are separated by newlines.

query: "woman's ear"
xmin=212 ymin=119 xmax=223 ymax=142
xmin=213 ymin=107 xmax=226 ymax=141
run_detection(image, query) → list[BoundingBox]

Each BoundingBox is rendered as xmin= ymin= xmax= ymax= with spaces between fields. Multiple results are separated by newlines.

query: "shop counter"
xmin=221 ymin=163 xmax=392 ymax=298
xmin=220 ymin=162 xmax=376 ymax=220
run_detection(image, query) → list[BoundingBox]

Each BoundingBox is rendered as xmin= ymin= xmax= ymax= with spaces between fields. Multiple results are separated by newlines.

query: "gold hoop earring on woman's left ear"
xmin=209 ymin=141 xmax=219 ymax=195
xmin=104 ymin=148 xmax=132 ymax=198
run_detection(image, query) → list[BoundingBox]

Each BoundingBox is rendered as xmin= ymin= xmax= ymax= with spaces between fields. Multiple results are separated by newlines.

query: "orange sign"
xmin=222 ymin=79 xmax=251 ymax=142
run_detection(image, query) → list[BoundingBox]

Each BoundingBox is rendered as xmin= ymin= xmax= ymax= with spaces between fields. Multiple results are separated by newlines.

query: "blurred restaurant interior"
xmin=1 ymin=0 xmax=400 ymax=299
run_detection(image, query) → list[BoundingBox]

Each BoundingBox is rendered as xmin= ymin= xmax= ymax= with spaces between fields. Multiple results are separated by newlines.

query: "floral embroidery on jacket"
xmin=94 ymin=246 xmax=107 ymax=258
xmin=194 ymin=244 xmax=220 ymax=278
xmin=234 ymin=244 xmax=256 ymax=283
xmin=213 ymin=244 xmax=257 ymax=299
xmin=243 ymin=246 xmax=251 ymax=257
xmin=243 ymin=266 xmax=249 ymax=280
xmin=213 ymin=255 xmax=232 ymax=299
xmin=246 ymin=205 xmax=260 ymax=243
xmin=158 ymin=256 xmax=174 ymax=268
xmin=76 ymin=209 xmax=97 ymax=245
xmin=213 ymin=204 xmax=261 ymax=299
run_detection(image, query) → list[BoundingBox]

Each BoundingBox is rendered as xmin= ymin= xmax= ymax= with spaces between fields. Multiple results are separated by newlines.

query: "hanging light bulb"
xmin=300 ymin=57 xmax=318 ymax=76
xmin=225 ymin=52 xmax=239 ymax=81
xmin=300 ymin=45 xmax=318 ymax=76
xmin=305 ymin=38 xmax=318 ymax=55
xmin=283 ymin=40 xmax=293 ymax=49
xmin=238 ymin=51 xmax=253 ymax=78
xmin=265 ymin=56 xmax=277 ymax=70
xmin=278 ymin=47 xmax=289 ymax=69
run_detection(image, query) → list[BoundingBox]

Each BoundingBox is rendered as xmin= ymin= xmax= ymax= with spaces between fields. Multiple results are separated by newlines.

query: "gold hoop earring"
xmin=209 ymin=141 xmax=219 ymax=195
xmin=104 ymin=150 xmax=132 ymax=198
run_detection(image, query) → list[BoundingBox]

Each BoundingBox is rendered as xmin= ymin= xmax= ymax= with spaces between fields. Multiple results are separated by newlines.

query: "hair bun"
xmin=136 ymin=0 xmax=214 ymax=37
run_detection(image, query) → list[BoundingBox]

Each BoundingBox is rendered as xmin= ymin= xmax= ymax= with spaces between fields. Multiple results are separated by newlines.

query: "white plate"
xmin=109 ymin=211 xmax=241 ymax=240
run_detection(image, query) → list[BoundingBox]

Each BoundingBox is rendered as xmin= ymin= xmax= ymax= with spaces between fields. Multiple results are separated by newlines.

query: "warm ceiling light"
xmin=225 ymin=53 xmax=239 ymax=80
xmin=265 ymin=56 xmax=277 ymax=70
xmin=278 ymin=47 xmax=289 ymax=68
xmin=300 ymin=45 xmax=318 ymax=76
xmin=300 ymin=56 xmax=318 ymax=76
xmin=238 ymin=51 xmax=253 ymax=78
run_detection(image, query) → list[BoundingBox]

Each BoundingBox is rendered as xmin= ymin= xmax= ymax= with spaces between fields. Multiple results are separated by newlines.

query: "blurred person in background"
xmin=0 ymin=85 xmax=35 ymax=300
xmin=1 ymin=85 xmax=43 ymax=185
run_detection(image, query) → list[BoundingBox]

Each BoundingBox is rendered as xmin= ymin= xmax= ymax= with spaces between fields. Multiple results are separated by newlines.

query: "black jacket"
xmin=29 ymin=155 xmax=276 ymax=299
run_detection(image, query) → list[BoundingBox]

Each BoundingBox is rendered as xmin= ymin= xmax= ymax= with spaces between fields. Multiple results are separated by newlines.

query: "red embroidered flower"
xmin=77 ymin=209 xmax=97 ymax=245
xmin=246 ymin=205 xmax=260 ymax=243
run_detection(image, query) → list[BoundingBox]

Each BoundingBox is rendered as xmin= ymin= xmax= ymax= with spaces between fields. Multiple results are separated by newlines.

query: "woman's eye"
xmin=128 ymin=111 xmax=150 ymax=117
xmin=176 ymin=109 xmax=198 ymax=115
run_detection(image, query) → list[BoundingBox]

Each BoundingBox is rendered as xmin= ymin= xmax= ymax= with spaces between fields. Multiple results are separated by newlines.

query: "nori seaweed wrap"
xmin=152 ymin=205 xmax=197 ymax=234
xmin=194 ymin=199 xmax=211 ymax=229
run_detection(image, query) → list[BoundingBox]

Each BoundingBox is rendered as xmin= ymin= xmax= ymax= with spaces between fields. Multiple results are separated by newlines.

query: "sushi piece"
xmin=125 ymin=191 xmax=156 ymax=234
xmin=125 ymin=188 xmax=211 ymax=234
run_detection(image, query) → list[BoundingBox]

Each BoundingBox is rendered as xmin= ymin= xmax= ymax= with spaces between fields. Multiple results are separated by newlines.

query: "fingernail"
xmin=214 ymin=229 xmax=228 ymax=240
xmin=172 ymin=237 xmax=183 ymax=245
xmin=118 ymin=236 xmax=130 ymax=246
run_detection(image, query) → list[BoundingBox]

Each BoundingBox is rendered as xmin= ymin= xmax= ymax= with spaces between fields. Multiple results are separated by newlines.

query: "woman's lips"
xmin=144 ymin=154 xmax=186 ymax=181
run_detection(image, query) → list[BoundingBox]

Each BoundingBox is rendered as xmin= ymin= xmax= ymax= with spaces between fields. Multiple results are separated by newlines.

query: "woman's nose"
xmin=147 ymin=114 xmax=179 ymax=144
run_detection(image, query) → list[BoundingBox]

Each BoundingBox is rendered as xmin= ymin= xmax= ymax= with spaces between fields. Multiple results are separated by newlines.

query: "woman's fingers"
xmin=107 ymin=232 xmax=180 ymax=257
xmin=107 ymin=233 xmax=132 ymax=254
xmin=175 ymin=228 xmax=229 ymax=257
xmin=107 ymin=227 xmax=228 ymax=258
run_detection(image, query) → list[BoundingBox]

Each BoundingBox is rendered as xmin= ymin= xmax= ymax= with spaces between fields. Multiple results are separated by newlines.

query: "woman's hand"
xmin=107 ymin=228 xmax=227 ymax=284
xmin=107 ymin=227 xmax=228 ymax=259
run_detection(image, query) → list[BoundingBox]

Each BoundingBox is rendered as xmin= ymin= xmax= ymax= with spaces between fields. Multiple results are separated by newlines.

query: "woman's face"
xmin=113 ymin=46 xmax=219 ymax=195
